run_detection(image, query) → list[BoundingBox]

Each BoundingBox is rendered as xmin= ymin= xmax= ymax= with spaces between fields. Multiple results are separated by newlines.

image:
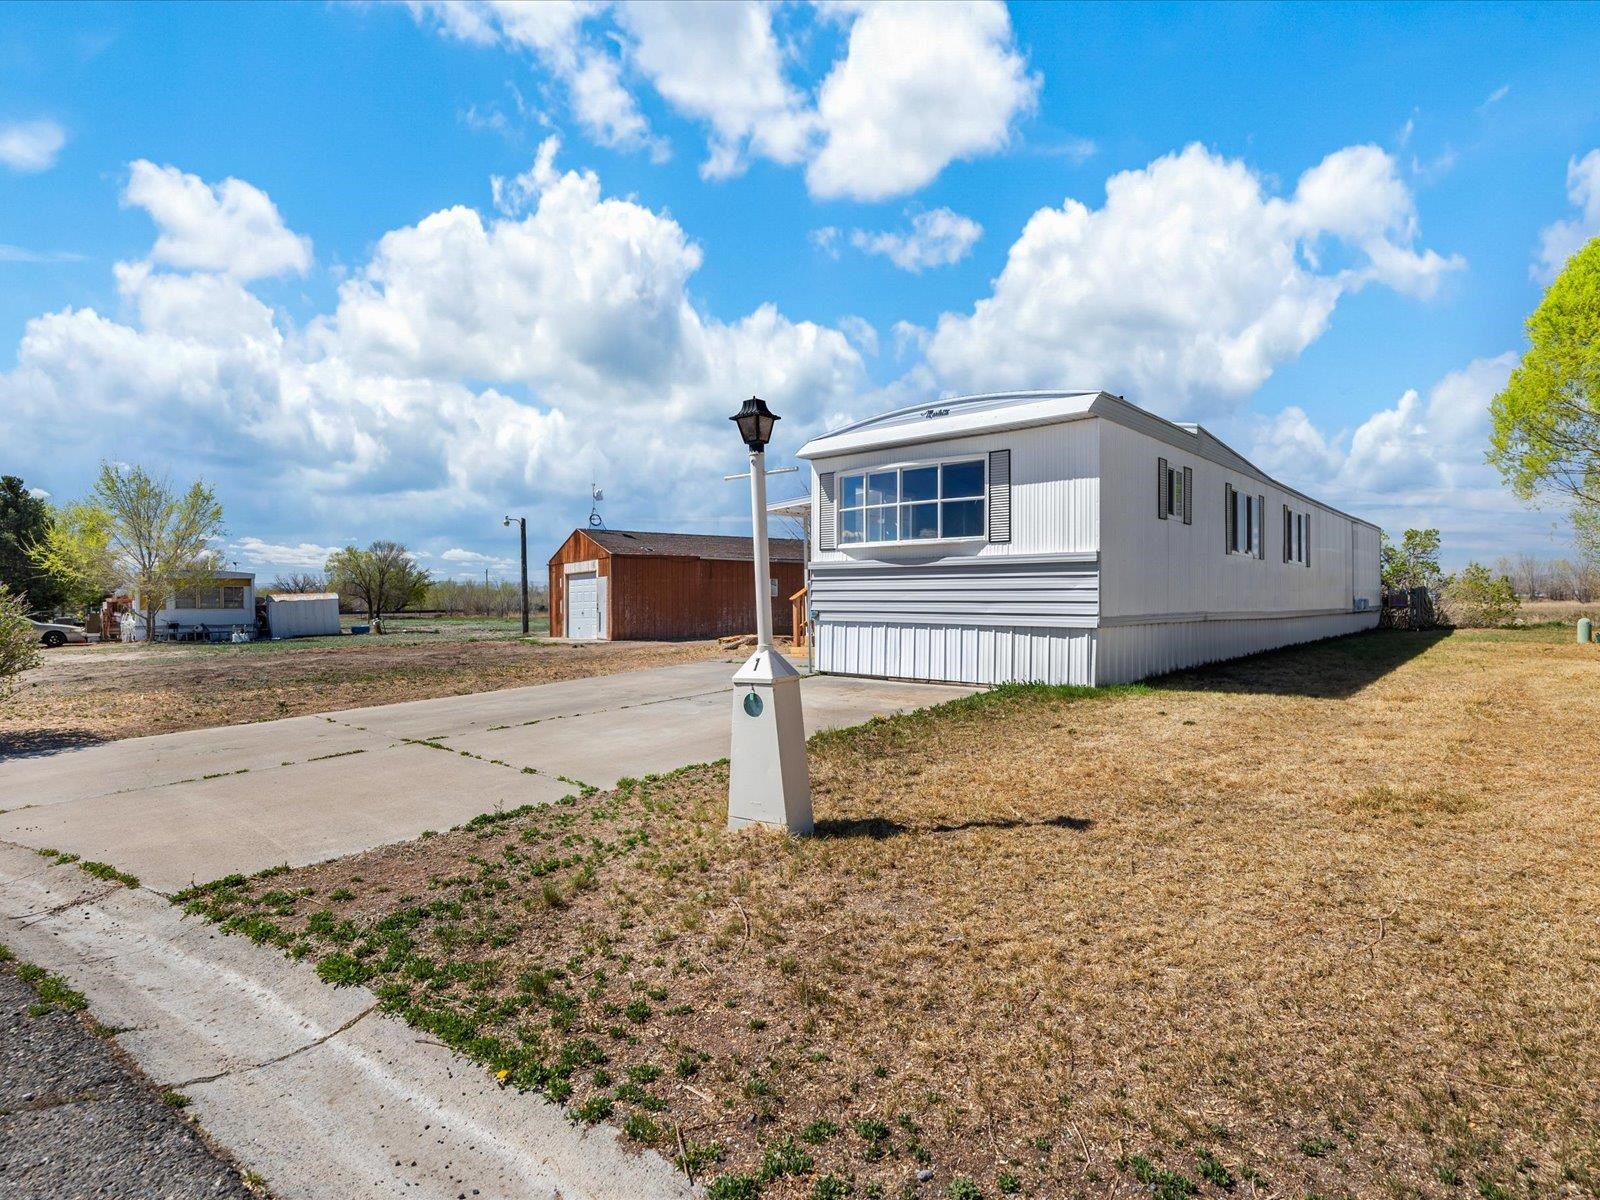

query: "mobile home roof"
xmin=796 ymin=390 xmax=1378 ymax=532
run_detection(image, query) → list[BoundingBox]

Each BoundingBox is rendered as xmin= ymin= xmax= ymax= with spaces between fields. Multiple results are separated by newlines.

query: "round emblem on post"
xmin=742 ymin=691 xmax=764 ymax=717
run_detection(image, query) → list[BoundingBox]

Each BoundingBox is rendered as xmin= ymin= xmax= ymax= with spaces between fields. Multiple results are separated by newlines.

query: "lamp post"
xmin=503 ymin=515 xmax=529 ymax=636
xmin=726 ymin=397 xmax=813 ymax=835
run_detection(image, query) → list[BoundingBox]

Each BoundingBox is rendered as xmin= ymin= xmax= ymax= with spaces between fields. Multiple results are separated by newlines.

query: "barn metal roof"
xmin=585 ymin=529 xmax=806 ymax=562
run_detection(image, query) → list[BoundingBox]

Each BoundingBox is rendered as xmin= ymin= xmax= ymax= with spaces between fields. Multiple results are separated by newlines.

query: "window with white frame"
xmin=1225 ymin=483 xmax=1263 ymax=557
xmin=837 ymin=458 xmax=986 ymax=545
xmin=1282 ymin=506 xmax=1311 ymax=566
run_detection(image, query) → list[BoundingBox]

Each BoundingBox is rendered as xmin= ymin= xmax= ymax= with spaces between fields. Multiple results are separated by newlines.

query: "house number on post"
xmin=742 ymin=691 xmax=764 ymax=717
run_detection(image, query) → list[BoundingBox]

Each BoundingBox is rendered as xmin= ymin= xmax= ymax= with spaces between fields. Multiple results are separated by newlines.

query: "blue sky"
xmin=3 ymin=1 xmax=1599 ymax=579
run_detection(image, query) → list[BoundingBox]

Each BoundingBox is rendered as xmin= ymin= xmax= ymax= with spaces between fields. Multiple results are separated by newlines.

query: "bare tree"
xmin=269 ymin=571 xmax=328 ymax=594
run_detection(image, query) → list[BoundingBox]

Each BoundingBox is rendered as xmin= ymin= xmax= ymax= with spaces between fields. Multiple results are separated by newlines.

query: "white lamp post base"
xmin=728 ymin=647 xmax=813 ymax=834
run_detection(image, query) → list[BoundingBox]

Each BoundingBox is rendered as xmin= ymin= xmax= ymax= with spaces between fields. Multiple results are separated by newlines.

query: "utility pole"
xmin=503 ymin=515 xmax=529 ymax=636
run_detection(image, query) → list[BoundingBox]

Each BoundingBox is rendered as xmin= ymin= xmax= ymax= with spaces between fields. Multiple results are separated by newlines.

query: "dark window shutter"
xmin=1283 ymin=504 xmax=1291 ymax=562
xmin=818 ymin=472 xmax=837 ymax=551
xmin=1182 ymin=466 xmax=1192 ymax=525
xmin=1225 ymin=483 xmax=1235 ymax=552
xmin=1257 ymin=494 xmax=1266 ymax=558
xmin=1305 ymin=511 xmax=1312 ymax=568
xmin=1157 ymin=456 xmax=1169 ymax=520
xmin=988 ymin=449 xmax=1011 ymax=544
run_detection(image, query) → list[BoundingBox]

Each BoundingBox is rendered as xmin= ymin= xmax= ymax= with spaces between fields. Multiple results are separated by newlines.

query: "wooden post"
xmin=790 ymin=585 xmax=807 ymax=651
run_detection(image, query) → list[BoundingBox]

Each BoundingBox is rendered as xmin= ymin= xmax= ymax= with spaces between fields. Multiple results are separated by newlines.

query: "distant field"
xmin=1 ymin=617 xmax=726 ymax=752
xmin=184 ymin=614 xmax=551 ymax=653
xmin=186 ymin=626 xmax=1600 ymax=1199
xmin=1511 ymin=598 xmax=1600 ymax=626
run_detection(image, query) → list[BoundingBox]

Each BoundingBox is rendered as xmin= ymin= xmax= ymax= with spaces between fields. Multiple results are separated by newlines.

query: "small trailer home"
xmin=797 ymin=391 xmax=1381 ymax=686
xmin=122 ymin=571 xmax=257 ymax=642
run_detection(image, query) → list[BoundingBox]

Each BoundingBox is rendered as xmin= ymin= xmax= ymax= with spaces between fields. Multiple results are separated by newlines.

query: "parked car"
xmin=28 ymin=618 xmax=89 ymax=648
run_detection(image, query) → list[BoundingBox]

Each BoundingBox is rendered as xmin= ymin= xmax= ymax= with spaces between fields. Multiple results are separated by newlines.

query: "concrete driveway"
xmin=0 ymin=661 xmax=970 ymax=891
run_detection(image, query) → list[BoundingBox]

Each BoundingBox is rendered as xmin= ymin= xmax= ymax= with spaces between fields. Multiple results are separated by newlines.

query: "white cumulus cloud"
xmin=123 ymin=160 xmax=312 ymax=280
xmin=414 ymin=0 xmax=1038 ymax=201
xmin=849 ymin=208 xmax=983 ymax=272
xmin=927 ymin=143 xmax=1462 ymax=416
xmin=3 ymin=147 xmax=865 ymax=571
xmin=1242 ymin=355 xmax=1534 ymax=561
xmin=1533 ymin=149 xmax=1600 ymax=282
xmin=807 ymin=1 xmax=1038 ymax=201
xmin=0 ymin=119 xmax=66 ymax=172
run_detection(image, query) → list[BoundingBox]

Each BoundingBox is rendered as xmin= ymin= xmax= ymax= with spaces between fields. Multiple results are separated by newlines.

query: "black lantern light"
xmin=730 ymin=395 xmax=780 ymax=451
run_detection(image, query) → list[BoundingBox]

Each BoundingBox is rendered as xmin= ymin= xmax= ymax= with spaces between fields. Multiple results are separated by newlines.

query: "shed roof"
xmin=264 ymin=592 xmax=339 ymax=602
xmin=584 ymin=529 xmax=806 ymax=562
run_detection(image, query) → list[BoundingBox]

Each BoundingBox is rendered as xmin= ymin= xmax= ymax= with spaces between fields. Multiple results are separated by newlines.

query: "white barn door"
xmin=567 ymin=572 xmax=600 ymax=639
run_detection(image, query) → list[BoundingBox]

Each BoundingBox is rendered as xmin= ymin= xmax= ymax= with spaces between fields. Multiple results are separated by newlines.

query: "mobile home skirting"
xmin=815 ymin=610 xmax=1380 ymax=687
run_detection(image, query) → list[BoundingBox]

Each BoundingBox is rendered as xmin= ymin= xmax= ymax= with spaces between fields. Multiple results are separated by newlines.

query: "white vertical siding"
xmin=817 ymin=622 xmax=1096 ymax=686
xmin=1095 ymin=612 xmax=1380 ymax=684
xmin=1096 ymin=421 xmax=1380 ymax=620
xmin=804 ymin=406 xmax=1383 ymax=691
xmin=1352 ymin=524 xmax=1381 ymax=609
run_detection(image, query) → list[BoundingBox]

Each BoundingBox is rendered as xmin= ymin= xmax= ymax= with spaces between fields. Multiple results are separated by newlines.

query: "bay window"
xmin=838 ymin=458 xmax=986 ymax=545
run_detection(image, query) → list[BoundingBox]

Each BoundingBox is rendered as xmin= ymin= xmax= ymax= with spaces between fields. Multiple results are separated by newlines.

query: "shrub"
xmin=1440 ymin=563 xmax=1520 ymax=627
xmin=0 ymin=585 xmax=40 ymax=701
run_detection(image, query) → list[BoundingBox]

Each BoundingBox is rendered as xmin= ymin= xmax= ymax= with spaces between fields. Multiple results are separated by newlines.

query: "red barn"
xmin=547 ymin=528 xmax=806 ymax=641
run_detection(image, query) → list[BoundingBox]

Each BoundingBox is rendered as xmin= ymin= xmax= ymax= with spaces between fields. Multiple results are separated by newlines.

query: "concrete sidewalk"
xmin=0 ymin=661 xmax=970 ymax=892
xmin=0 ymin=663 xmax=973 ymax=1199
xmin=0 ymin=843 xmax=696 ymax=1200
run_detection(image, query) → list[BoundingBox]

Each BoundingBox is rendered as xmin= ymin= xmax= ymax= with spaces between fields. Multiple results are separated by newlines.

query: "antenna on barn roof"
xmin=588 ymin=482 xmax=605 ymax=529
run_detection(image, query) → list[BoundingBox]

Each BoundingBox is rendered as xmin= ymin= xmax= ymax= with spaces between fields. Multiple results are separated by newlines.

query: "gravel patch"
xmin=0 ymin=960 xmax=257 ymax=1199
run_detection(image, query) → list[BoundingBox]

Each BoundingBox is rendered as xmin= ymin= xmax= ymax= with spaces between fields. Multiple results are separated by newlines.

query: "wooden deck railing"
xmin=790 ymin=585 xmax=808 ymax=651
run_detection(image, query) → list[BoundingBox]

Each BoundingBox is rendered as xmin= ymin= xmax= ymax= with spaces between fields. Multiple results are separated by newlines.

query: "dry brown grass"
xmin=0 ymin=623 xmax=727 ymax=751
xmin=1512 ymin=599 xmax=1600 ymax=627
xmin=179 ymin=628 xmax=1600 ymax=1199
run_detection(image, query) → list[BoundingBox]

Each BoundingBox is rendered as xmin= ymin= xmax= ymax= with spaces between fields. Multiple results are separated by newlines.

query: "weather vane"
xmin=587 ymin=482 xmax=605 ymax=528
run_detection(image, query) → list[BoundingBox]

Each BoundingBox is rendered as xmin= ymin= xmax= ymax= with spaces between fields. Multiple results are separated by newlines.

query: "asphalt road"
xmin=0 ymin=958 xmax=255 ymax=1200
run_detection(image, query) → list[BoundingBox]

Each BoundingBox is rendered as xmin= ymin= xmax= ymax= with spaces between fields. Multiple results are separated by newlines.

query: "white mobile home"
xmin=797 ymin=391 xmax=1380 ymax=687
xmin=123 ymin=571 xmax=257 ymax=642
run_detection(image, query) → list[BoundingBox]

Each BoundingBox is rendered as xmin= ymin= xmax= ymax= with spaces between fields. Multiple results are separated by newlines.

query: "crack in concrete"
xmin=321 ymin=680 xmax=731 ymax=743
xmin=166 ymin=1001 xmax=379 ymax=1091
xmin=12 ymin=881 xmax=124 ymax=925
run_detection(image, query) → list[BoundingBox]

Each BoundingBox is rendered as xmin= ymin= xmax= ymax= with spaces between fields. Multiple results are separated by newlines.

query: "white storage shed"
xmin=797 ymin=390 xmax=1381 ymax=687
xmin=264 ymin=592 xmax=342 ymax=639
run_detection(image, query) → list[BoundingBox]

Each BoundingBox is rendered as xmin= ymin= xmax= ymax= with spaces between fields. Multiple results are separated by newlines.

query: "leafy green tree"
xmin=325 ymin=541 xmax=430 ymax=626
xmin=1440 ymin=563 xmax=1520 ymax=627
xmin=29 ymin=464 xmax=224 ymax=643
xmin=0 ymin=584 xmax=41 ymax=700
xmin=0 ymin=476 xmax=63 ymax=614
xmin=1488 ymin=236 xmax=1600 ymax=514
xmin=1380 ymin=528 xmax=1442 ymax=591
